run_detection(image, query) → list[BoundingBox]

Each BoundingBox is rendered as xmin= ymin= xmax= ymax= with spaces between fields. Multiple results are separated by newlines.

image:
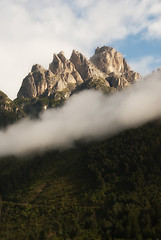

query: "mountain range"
xmin=17 ymin=46 xmax=140 ymax=99
xmin=0 ymin=46 xmax=161 ymax=240
xmin=0 ymin=46 xmax=141 ymax=123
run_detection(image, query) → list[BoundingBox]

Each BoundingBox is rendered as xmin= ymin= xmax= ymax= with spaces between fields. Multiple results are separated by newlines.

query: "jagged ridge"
xmin=17 ymin=46 xmax=141 ymax=101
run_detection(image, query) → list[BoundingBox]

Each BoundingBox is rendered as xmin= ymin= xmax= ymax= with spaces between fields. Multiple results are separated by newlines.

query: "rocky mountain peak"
xmin=70 ymin=50 xmax=106 ymax=81
xmin=95 ymin=46 xmax=115 ymax=55
xmin=17 ymin=64 xmax=61 ymax=99
xmin=90 ymin=46 xmax=141 ymax=89
xmin=90 ymin=45 xmax=131 ymax=75
xmin=17 ymin=46 xmax=141 ymax=101
xmin=31 ymin=64 xmax=44 ymax=72
xmin=49 ymin=52 xmax=83 ymax=87
xmin=57 ymin=51 xmax=66 ymax=61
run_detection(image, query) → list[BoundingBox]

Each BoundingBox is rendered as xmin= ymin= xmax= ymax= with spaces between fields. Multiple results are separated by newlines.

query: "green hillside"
xmin=0 ymin=121 xmax=161 ymax=240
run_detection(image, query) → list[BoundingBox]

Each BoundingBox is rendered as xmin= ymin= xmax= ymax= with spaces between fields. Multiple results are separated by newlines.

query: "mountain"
xmin=17 ymin=46 xmax=141 ymax=101
xmin=0 ymin=91 xmax=24 ymax=128
xmin=17 ymin=64 xmax=61 ymax=99
xmin=90 ymin=46 xmax=141 ymax=88
xmin=0 ymin=46 xmax=161 ymax=240
xmin=15 ymin=46 xmax=141 ymax=118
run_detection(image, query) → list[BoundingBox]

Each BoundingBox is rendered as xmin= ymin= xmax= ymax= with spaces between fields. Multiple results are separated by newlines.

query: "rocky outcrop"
xmin=18 ymin=53 xmax=84 ymax=101
xmin=90 ymin=46 xmax=141 ymax=89
xmin=0 ymin=91 xmax=20 ymax=113
xmin=49 ymin=51 xmax=83 ymax=90
xmin=17 ymin=52 xmax=85 ymax=100
xmin=90 ymin=46 xmax=130 ymax=75
xmin=0 ymin=91 xmax=24 ymax=127
xmin=70 ymin=50 xmax=107 ymax=81
xmin=17 ymin=64 xmax=61 ymax=98
xmin=106 ymin=70 xmax=141 ymax=89
xmin=17 ymin=46 xmax=141 ymax=101
xmin=70 ymin=50 xmax=111 ymax=92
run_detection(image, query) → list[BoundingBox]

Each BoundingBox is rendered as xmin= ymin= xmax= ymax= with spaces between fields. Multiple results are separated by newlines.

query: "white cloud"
xmin=129 ymin=56 xmax=161 ymax=76
xmin=0 ymin=70 xmax=161 ymax=157
xmin=0 ymin=0 xmax=161 ymax=99
xmin=129 ymin=56 xmax=154 ymax=76
xmin=146 ymin=18 xmax=161 ymax=39
xmin=72 ymin=0 xmax=96 ymax=9
xmin=149 ymin=1 xmax=161 ymax=15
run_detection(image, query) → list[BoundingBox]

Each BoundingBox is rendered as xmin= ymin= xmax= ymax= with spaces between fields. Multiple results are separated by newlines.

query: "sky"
xmin=1 ymin=0 xmax=161 ymax=99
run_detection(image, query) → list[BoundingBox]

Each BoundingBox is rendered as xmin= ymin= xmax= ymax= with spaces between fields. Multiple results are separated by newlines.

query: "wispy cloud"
xmin=0 ymin=70 xmax=161 ymax=157
xmin=129 ymin=56 xmax=161 ymax=76
xmin=146 ymin=18 xmax=161 ymax=39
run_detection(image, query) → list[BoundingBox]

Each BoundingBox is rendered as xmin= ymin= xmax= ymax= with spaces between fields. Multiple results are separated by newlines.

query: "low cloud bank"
xmin=0 ymin=71 xmax=161 ymax=156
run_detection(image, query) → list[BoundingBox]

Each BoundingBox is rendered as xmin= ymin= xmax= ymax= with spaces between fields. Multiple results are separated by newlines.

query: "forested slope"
xmin=0 ymin=121 xmax=161 ymax=240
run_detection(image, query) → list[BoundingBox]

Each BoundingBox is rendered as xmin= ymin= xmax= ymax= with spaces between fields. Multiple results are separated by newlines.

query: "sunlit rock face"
xmin=17 ymin=46 xmax=141 ymax=100
xmin=17 ymin=64 xmax=61 ymax=98
xmin=49 ymin=51 xmax=83 ymax=89
xmin=90 ymin=46 xmax=130 ymax=75
xmin=90 ymin=46 xmax=141 ymax=89
xmin=70 ymin=50 xmax=107 ymax=81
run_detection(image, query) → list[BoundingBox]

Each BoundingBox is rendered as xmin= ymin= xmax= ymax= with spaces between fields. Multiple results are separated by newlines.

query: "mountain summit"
xmin=17 ymin=46 xmax=141 ymax=100
xmin=90 ymin=46 xmax=131 ymax=74
xmin=90 ymin=46 xmax=140 ymax=88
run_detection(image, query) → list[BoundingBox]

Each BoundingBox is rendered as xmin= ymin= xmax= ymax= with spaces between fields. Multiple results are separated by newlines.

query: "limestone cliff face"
xmin=69 ymin=50 xmax=110 ymax=93
xmin=90 ymin=46 xmax=141 ymax=89
xmin=18 ymin=53 xmax=85 ymax=100
xmin=17 ymin=64 xmax=61 ymax=98
xmin=70 ymin=50 xmax=107 ymax=81
xmin=49 ymin=51 xmax=83 ymax=90
xmin=17 ymin=46 xmax=141 ymax=100
xmin=90 ymin=46 xmax=130 ymax=74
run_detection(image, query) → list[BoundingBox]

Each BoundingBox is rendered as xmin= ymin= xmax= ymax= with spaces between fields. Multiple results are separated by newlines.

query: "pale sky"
xmin=1 ymin=0 xmax=161 ymax=99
